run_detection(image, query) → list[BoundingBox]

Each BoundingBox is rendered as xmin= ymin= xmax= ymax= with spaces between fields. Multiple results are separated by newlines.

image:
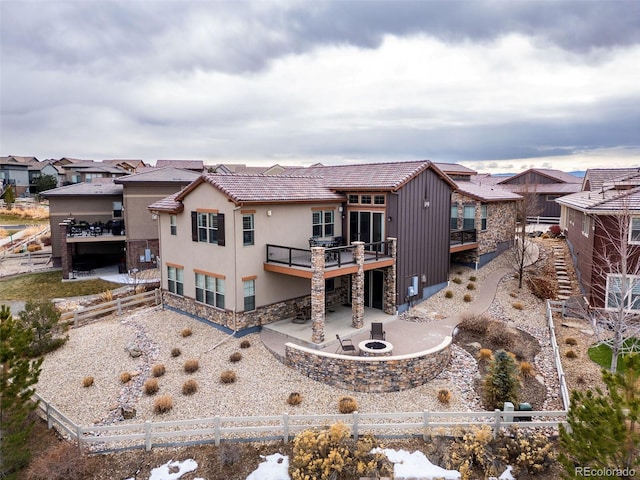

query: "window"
xmin=581 ymin=213 xmax=591 ymax=237
xmin=463 ymin=205 xmax=475 ymax=230
xmin=606 ymin=274 xmax=640 ymax=311
xmin=374 ymin=195 xmax=385 ymax=205
xmin=325 ymin=278 xmax=335 ymax=292
xmin=195 ymin=273 xmax=225 ymax=308
xmin=450 ymin=205 xmax=458 ymax=230
xmin=243 ymin=279 xmax=255 ymax=311
xmin=480 ymin=205 xmax=488 ymax=231
xmin=170 ymin=215 xmax=177 ymax=235
xmin=629 ymin=218 xmax=640 ymax=244
xmin=312 ymin=210 xmax=334 ymax=237
xmin=113 ymin=201 xmax=123 ymax=218
xmin=243 ymin=214 xmax=254 ymax=246
xmin=191 ymin=211 xmax=225 ymax=245
xmin=360 ymin=195 xmax=372 ymax=204
xmin=167 ymin=266 xmax=184 ymax=295
xmin=348 ymin=194 xmax=359 ymax=204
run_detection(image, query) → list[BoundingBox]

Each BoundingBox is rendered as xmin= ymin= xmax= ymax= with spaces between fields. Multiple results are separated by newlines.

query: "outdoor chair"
xmin=335 ymin=334 xmax=357 ymax=354
xmin=370 ymin=322 xmax=386 ymax=341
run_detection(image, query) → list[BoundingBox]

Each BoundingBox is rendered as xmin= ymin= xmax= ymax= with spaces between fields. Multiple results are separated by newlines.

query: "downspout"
xmin=232 ymin=204 xmax=242 ymax=334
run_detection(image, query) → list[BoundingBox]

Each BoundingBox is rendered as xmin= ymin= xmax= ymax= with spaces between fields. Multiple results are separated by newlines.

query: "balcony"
xmin=450 ymin=228 xmax=478 ymax=253
xmin=264 ymin=240 xmax=395 ymax=279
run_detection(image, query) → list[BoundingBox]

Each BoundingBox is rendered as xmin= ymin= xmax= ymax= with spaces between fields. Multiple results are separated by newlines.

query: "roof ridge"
xmin=589 ymin=185 xmax=640 ymax=209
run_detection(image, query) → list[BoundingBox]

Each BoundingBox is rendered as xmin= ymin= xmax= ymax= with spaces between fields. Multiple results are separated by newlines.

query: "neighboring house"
xmin=207 ymin=163 xmax=303 ymax=175
xmin=102 ymin=159 xmax=148 ymax=173
xmin=557 ymin=168 xmax=640 ymax=309
xmin=114 ymin=167 xmax=201 ymax=270
xmin=56 ymin=160 xmax=130 ymax=185
xmin=0 ymin=156 xmax=31 ymax=197
xmin=27 ymin=160 xmax=61 ymax=193
xmin=41 ymin=179 xmax=126 ymax=275
xmin=149 ymin=161 xmax=457 ymax=342
xmin=155 ymin=160 xmax=204 ymax=172
xmin=497 ymin=168 xmax=582 ymax=218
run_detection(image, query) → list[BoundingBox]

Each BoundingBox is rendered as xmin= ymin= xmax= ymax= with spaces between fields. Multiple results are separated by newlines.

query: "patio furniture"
xmin=292 ymin=305 xmax=310 ymax=324
xmin=370 ymin=322 xmax=386 ymax=340
xmin=335 ymin=334 xmax=357 ymax=354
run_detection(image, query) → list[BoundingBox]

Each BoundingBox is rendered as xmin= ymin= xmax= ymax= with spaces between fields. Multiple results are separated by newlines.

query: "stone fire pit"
xmin=358 ymin=339 xmax=393 ymax=356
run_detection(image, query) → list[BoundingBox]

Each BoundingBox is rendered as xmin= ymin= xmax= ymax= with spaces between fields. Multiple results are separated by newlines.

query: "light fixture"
xmin=423 ymin=199 xmax=430 ymax=208
xmin=266 ymin=210 xmax=272 ymax=217
xmin=387 ymin=216 xmax=392 ymax=222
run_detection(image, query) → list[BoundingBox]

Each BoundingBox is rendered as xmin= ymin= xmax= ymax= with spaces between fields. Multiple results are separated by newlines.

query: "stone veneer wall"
xmin=126 ymin=239 xmax=159 ymax=272
xmin=478 ymin=202 xmax=516 ymax=255
xmin=163 ymin=285 xmax=348 ymax=331
xmin=284 ymin=337 xmax=452 ymax=393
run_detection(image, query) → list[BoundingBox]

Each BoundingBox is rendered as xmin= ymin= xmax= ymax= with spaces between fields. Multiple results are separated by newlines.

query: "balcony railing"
xmin=266 ymin=240 xmax=392 ymax=269
xmin=450 ymin=228 xmax=477 ymax=246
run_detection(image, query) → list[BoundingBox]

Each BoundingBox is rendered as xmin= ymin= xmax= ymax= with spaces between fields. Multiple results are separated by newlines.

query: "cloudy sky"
xmin=2 ymin=0 xmax=639 ymax=173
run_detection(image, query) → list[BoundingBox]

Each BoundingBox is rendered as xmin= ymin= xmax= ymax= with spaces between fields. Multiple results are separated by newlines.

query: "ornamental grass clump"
xmin=565 ymin=337 xmax=578 ymax=346
xmin=183 ymin=359 xmax=199 ymax=373
xmin=565 ymin=350 xmax=577 ymax=359
xmin=445 ymin=290 xmax=454 ymax=299
xmin=287 ymin=392 xmax=303 ymax=406
xmin=463 ymin=294 xmax=473 ymax=302
xmin=519 ymin=361 xmax=535 ymax=378
xmin=220 ymin=370 xmax=237 ymax=384
xmin=229 ymin=352 xmax=242 ymax=363
xmin=143 ymin=378 xmax=159 ymax=395
xmin=467 ymin=283 xmax=476 ymax=290
xmin=152 ymin=364 xmax=166 ymax=377
xmin=171 ymin=347 xmax=181 ymax=357
xmin=452 ymin=277 xmax=463 ymax=284
xmin=437 ymin=389 xmax=452 ymax=404
xmin=512 ymin=302 xmax=524 ymax=310
xmin=153 ymin=395 xmax=173 ymax=414
xmin=82 ymin=376 xmax=94 ymax=388
xmin=240 ymin=339 xmax=251 ymax=349
xmin=181 ymin=328 xmax=192 ymax=338
xmin=478 ymin=348 xmax=493 ymax=361
xmin=119 ymin=372 xmax=132 ymax=384
xmin=338 ymin=395 xmax=358 ymax=414
xmin=182 ymin=379 xmax=198 ymax=395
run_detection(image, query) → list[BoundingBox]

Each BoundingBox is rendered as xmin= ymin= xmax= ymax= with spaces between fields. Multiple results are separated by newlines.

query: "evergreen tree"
xmin=33 ymin=174 xmax=57 ymax=194
xmin=2 ymin=185 xmax=15 ymax=208
xmin=0 ymin=305 xmax=43 ymax=478
xmin=19 ymin=299 xmax=67 ymax=357
xmin=482 ymin=349 xmax=520 ymax=410
xmin=559 ymin=354 xmax=640 ymax=478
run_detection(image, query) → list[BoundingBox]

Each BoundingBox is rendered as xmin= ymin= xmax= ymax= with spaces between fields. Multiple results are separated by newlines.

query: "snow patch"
xmin=373 ymin=448 xmax=461 ymax=479
xmin=246 ymin=453 xmax=290 ymax=480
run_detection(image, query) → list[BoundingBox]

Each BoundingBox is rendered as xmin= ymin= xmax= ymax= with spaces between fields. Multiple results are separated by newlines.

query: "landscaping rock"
xmin=125 ymin=342 xmax=142 ymax=358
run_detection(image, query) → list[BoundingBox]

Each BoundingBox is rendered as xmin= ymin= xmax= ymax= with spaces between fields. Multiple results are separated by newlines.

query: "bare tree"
xmin=510 ymin=182 xmax=542 ymax=289
xmin=583 ymin=198 xmax=640 ymax=373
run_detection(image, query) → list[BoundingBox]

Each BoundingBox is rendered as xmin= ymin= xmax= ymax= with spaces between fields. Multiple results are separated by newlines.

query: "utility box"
xmin=517 ymin=402 xmax=532 ymax=422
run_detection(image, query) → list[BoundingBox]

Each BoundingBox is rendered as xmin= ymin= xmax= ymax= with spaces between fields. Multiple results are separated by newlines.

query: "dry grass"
xmin=119 ymin=372 xmax=132 ymax=384
xmin=512 ymin=301 xmax=524 ymax=310
xmin=182 ymin=379 xmax=198 ymax=395
xmin=100 ymin=289 xmax=113 ymax=303
xmin=0 ymin=205 xmax=49 ymax=220
xmin=565 ymin=350 xmax=578 ymax=359
xmin=565 ymin=337 xmax=578 ymax=346
xmin=151 ymin=364 xmax=166 ymax=377
xmin=240 ymin=339 xmax=251 ymax=349
xmin=478 ymin=348 xmax=493 ymax=360
xmin=183 ymin=359 xmax=199 ymax=373
xmin=463 ymin=294 xmax=472 ymax=302
xmin=181 ymin=328 xmax=192 ymax=337
xmin=338 ymin=395 xmax=358 ymax=414
xmin=143 ymin=378 xmax=159 ymax=395
xmin=287 ymin=392 xmax=303 ymax=406
xmin=220 ymin=370 xmax=237 ymax=384
xmin=171 ymin=347 xmax=181 ymax=357
xmin=519 ymin=361 xmax=535 ymax=377
xmin=229 ymin=352 xmax=242 ymax=363
xmin=437 ymin=389 xmax=451 ymax=404
xmin=444 ymin=290 xmax=454 ymax=299
xmin=81 ymin=376 xmax=94 ymax=388
xmin=153 ymin=395 xmax=173 ymax=414
xmin=25 ymin=440 xmax=88 ymax=480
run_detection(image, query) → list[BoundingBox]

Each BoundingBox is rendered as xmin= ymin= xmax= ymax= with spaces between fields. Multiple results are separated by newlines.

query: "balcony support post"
xmin=310 ymin=247 xmax=326 ymax=344
xmin=383 ymin=238 xmax=397 ymax=315
xmin=351 ymin=242 xmax=365 ymax=328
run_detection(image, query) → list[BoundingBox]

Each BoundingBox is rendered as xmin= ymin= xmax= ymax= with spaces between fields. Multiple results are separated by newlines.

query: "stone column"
xmin=383 ymin=237 xmax=397 ymax=315
xmin=59 ymin=223 xmax=72 ymax=279
xmin=310 ymin=246 xmax=326 ymax=344
xmin=351 ymin=241 xmax=365 ymax=328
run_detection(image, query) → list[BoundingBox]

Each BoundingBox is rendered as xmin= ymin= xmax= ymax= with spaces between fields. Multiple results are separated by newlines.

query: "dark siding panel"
xmin=191 ymin=211 xmax=198 ymax=241
xmin=218 ymin=213 xmax=225 ymax=246
xmin=503 ymin=172 xmax=559 ymax=185
xmin=395 ymin=168 xmax=452 ymax=306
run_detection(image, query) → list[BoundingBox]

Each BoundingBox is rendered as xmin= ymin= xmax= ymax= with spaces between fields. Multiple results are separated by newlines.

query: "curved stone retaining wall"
xmin=284 ymin=337 xmax=452 ymax=393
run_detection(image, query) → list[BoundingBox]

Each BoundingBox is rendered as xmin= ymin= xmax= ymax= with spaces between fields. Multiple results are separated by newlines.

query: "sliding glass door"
xmin=349 ymin=211 xmax=384 ymax=247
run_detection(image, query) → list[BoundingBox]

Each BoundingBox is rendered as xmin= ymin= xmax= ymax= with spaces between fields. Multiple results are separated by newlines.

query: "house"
xmin=149 ymin=161 xmax=457 ymax=342
xmin=27 ymin=160 xmax=62 ymax=193
xmin=102 ymin=159 xmax=148 ymax=173
xmin=557 ymin=168 xmax=640 ymax=309
xmin=497 ymin=168 xmax=582 ymax=219
xmin=0 ymin=156 xmax=31 ymax=197
xmin=155 ymin=160 xmax=204 ymax=172
xmin=43 ymin=167 xmax=200 ymax=277
xmin=114 ymin=167 xmax=201 ymax=270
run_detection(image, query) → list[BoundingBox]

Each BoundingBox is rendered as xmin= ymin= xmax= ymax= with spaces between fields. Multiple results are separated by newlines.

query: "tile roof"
xmin=498 ymin=168 xmax=581 ymax=185
xmin=114 ymin=167 xmax=201 ymax=184
xmin=454 ymin=181 xmax=521 ymax=202
xmin=433 ymin=162 xmax=477 ymax=175
xmin=40 ymin=180 xmax=123 ymax=197
xmin=155 ymin=160 xmax=204 ymax=170
xmin=582 ymin=168 xmax=640 ymax=191
xmin=285 ymin=160 xmax=455 ymax=191
xmin=148 ymin=192 xmax=183 ymax=213
xmin=500 ymin=183 xmax=582 ymax=194
xmin=470 ymin=174 xmax=502 ymax=186
xmin=556 ymin=185 xmax=640 ymax=213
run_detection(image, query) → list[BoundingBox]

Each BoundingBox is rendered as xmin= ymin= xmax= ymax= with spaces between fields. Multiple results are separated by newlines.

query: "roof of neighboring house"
xmin=556 ymin=185 xmax=640 ymax=213
xmin=433 ymin=162 xmax=477 ymax=176
xmin=114 ymin=167 xmax=201 ymax=184
xmin=40 ymin=179 xmax=123 ymax=197
xmin=5 ymin=156 xmax=38 ymax=163
xmin=469 ymin=174 xmax=502 ymax=186
xmin=62 ymin=161 xmax=128 ymax=174
xmin=147 ymin=192 xmax=183 ymax=213
xmin=454 ymin=181 xmax=521 ymax=202
xmin=582 ymin=168 xmax=640 ymax=191
xmin=155 ymin=160 xmax=204 ymax=171
xmin=500 ymin=183 xmax=582 ymax=194
xmin=285 ymin=160 xmax=457 ymax=191
xmin=498 ymin=168 xmax=582 ymax=185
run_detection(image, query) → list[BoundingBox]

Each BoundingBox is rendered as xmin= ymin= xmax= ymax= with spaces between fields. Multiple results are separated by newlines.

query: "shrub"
xmin=509 ymin=292 xmax=517 ymax=298
xmin=444 ymin=290 xmax=454 ymax=299
xmin=290 ymin=424 xmax=389 ymax=480
xmin=565 ymin=337 xmax=578 ymax=346
xmin=82 ymin=376 xmax=94 ymax=388
xmin=549 ymin=224 xmax=561 ymax=236
xmin=463 ymin=294 xmax=472 ymax=302
xmin=452 ymin=277 xmax=463 ymax=284
xmin=519 ymin=361 xmax=535 ymax=377
xmin=27 ymin=244 xmax=42 ymax=252
xmin=120 ymin=372 xmax=132 ymax=383
xmin=181 ymin=328 xmax=192 ymax=337
xmin=338 ymin=395 xmax=358 ymax=414
xmin=218 ymin=442 xmax=241 ymax=466
xmin=459 ymin=314 xmax=490 ymax=335
xmin=526 ymin=275 xmax=557 ymax=300
xmin=566 ymin=350 xmax=578 ymax=359
xmin=437 ymin=389 xmax=451 ymax=404
xmin=240 ymin=339 xmax=251 ymax=348
xmin=466 ymin=283 xmax=476 ymax=290
xmin=182 ymin=379 xmax=198 ymax=395
xmin=153 ymin=395 xmax=173 ymax=414
xmin=469 ymin=275 xmax=477 ymax=282
xmin=512 ymin=302 xmax=524 ymax=310
xmin=183 ymin=359 xmax=199 ymax=373
xmin=25 ymin=441 xmax=88 ymax=480
xmin=478 ymin=348 xmax=493 ymax=361
xmin=19 ymin=299 xmax=67 ymax=357
xmin=41 ymin=235 xmax=52 ymax=246
xmin=171 ymin=347 xmax=181 ymax=357
xmin=229 ymin=352 xmax=242 ymax=363
xmin=483 ymin=350 xmax=520 ymax=410
xmin=143 ymin=378 xmax=159 ymax=395
xmin=287 ymin=392 xmax=303 ymax=406
xmin=100 ymin=289 xmax=113 ymax=303
xmin=487 ymin=322 xmax=517 ymax=350
xmin=220 ymin=370 xmax=237 ymax=384
xmin=152 ymin=364 xmax=166 ymax=377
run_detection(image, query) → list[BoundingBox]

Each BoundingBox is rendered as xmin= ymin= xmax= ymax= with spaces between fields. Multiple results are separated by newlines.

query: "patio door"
xmin=349 ymin=211 xmax=384 ymax=248
xmin=364 ymin=270 xmax=384 ymax=309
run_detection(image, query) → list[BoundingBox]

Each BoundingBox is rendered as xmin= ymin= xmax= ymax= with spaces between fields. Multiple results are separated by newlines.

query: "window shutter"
xmin=191 ymin=211 xmax=198 ymax=241
xmin=217 ymin=213 xmax=225 ymax=246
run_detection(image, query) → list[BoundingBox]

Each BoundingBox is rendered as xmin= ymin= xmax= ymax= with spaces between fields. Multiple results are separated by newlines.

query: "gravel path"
xmin=36 ymin=244 xmax=560 ymax=435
